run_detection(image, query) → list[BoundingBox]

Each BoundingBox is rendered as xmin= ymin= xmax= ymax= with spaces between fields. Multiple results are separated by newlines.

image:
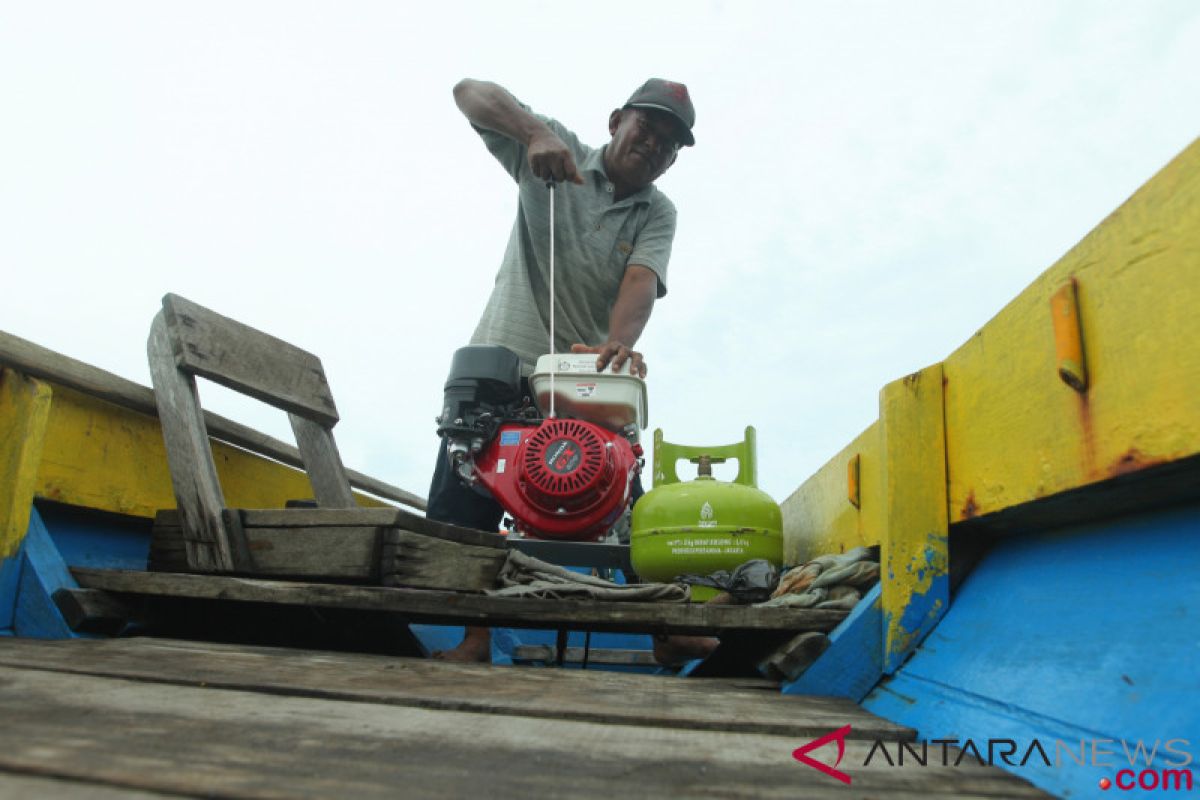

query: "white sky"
xmin=2 ymin=2 xmax=1198 ymax=504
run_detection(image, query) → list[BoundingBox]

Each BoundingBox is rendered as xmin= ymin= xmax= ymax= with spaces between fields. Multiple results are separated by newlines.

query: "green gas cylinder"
xmin=631 ymin=426 xmax=783 ymax=601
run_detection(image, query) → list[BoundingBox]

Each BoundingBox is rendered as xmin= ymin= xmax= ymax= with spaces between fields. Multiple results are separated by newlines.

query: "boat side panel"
xmin=780 ymin=136 xmax=1200 ymax=581
xmin=945 ymin=137 xmax=1200 ymax=523
xmin=0 ymin=554 xmax=16 ymax=633
xmin=879 ymin=363 xmax=949 ymax=671
xmin=863 ymin=501 xmax=1200 ymax=797
xmin=0 ymin=506 xmax=82 ymax=639
xmin=782 ymin=582 xmax=883 ymax=700
xmin=36 ymin=502 xmax=151 ymax=571
xmin=0 ymin=368 xmax=52 ymax=558
xmin=34 ymin=383 xmax=386 ymax=519
xmin=780 ymin=422 xmax=882 ymax=565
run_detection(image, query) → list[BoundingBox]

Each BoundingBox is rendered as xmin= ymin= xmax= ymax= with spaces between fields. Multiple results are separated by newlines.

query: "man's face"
xmin=606 ymin=108 xmax=682 ymax=190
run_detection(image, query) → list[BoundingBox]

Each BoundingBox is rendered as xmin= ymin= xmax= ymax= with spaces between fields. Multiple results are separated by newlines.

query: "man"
xmin=429 ymin=78 xmax=711 ymax=664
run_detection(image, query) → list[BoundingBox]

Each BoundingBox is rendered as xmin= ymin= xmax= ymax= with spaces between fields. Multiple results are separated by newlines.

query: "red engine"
xmin=471 ymin=418 xmax=640 ymax=541
xmin=436 ymin=345 xmax=643 ymax=541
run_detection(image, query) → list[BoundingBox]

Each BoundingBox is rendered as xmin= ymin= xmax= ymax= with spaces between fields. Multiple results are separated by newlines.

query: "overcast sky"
xmin=2 ymin=2 xmax=1198 ymax=505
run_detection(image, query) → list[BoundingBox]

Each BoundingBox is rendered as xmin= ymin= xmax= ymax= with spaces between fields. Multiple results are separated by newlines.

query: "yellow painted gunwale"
xmin=0 ymin=369 xmax=53 ymax=557
xmin=29 ymin=381 xmax=387 ymax=523
xmin=781 ymin=136 xmax=1200 ymax=664
xmin=784 ymin=135 xmax=1200 ymax=560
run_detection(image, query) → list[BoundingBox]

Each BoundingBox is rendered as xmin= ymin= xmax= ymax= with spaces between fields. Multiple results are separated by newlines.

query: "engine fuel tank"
xmin=530 ymin=354 xmax=647 ymax=433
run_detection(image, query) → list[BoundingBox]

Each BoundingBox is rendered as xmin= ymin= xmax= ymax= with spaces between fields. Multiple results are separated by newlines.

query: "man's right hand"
xmin=453 ymin=79 xmax=584 ymax=185
xmin=528 ymin=131 xmax=584 ymax=184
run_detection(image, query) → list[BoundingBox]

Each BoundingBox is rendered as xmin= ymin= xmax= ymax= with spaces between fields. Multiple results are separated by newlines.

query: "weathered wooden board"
xmin=241 ymin=508 xmax=507 ymax=548
xmin=73 ymin=568 xmax=849 ymax=636
xmin=152 ymin=509 xmax=506 ymax=584
xmin=381 ymin=530 xmax=506 ymax=591
xmin=70 ymin=568 xmax=849 ymax=638
xmin=148 ymin=311 xmax=236 ymax=572
xmin=159 ymin=508 xmax=505 ymax=548
xmin=0 ymin=637 xmax=912 ymax=741
xmin=288 ymin=414 xmax=355 ymax=506
xmin=51 ymin=588 xmax=130 ymax=635
xmin=0 ymin=772 xmax=172 ymax=799
xmin=147 ymin=522 xmax=188 ymax=572
xmin=759 ymin=631 xmax=831 ymax=682
xmin=0 ymin=646 xmax=1048 ymax=798
xmin=161 ymin=293 xmax=340 ymax=426
xmin=242 ymin=525 xmax=383 ymax=579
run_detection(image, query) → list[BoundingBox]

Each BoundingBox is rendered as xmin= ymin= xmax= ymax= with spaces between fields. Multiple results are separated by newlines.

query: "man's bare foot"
xmin=650 ymin=591 xmax=731 ymax=666
xmin=432 ymin=626 xmax=492 ymax=663
xmin=653 ymin=634 xmax=719 ymax=667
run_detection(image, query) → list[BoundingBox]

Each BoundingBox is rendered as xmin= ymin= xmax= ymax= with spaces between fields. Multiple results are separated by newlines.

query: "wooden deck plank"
xmin=0 ymin=637 xmax=913 ymax=741
xmin=238 ymin=507 xmax=505 ymax=546
xmin=71 ymin=569 xmax=850 ymax=635
xmin=0 ymin=771 xmax=173 ymax=799
xmin=156 ymin=507 xmax=508 ymax=548
xmin=0 ymin=660 xmax=1049 ymax=798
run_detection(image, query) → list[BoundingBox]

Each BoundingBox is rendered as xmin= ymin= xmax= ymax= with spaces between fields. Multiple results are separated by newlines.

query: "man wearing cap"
xmin=429 ymin=78 xmax=711 ymax=665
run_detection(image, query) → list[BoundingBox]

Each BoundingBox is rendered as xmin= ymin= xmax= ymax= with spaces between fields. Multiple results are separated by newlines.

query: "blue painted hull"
xmin=865 ymin=502 xmax=1200 ymax=797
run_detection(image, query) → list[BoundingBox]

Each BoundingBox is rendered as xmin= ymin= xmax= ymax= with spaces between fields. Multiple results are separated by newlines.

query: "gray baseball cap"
xmin=624 ymin=78 xmax=695 ymax=147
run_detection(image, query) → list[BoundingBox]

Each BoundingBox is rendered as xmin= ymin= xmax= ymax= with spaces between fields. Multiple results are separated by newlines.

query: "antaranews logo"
xmin=792 ymin=725 xmax=853 ymax=785
xmin=791 ymin=726 xmax=1196 ymax=791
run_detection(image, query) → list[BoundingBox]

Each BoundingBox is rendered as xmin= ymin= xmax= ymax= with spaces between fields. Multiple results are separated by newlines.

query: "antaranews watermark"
xmin=791 ymin=725 xmax=1195 ymax=791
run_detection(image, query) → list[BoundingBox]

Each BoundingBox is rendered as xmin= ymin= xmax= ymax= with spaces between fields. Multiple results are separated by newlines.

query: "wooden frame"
xmin=148 ymin=294 xmax=360 ymax=573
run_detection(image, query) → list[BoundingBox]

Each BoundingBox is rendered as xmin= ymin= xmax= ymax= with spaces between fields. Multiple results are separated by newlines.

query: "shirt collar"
xmin=585 ymin=145 xmax=655 ymax=206
xmin=581 ymin=145 xmax=607 ymax=176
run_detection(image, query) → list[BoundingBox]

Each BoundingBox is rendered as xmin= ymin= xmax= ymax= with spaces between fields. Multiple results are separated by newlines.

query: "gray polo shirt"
xmin=469 ymin=108 xmax=676 ymax=374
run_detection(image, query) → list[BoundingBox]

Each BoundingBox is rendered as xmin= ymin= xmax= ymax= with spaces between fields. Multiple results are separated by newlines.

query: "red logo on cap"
xmin=664 ymin=82 xmax=689 ymax=103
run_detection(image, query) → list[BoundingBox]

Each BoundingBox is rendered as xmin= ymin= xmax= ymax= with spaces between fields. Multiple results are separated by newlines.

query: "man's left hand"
xmin=571 ymin=342 xmax=647 ymax=378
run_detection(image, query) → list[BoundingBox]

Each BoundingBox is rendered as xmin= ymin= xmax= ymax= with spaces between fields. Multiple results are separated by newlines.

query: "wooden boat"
xmin=2 ymin=136 xmax=1197 ymax=798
